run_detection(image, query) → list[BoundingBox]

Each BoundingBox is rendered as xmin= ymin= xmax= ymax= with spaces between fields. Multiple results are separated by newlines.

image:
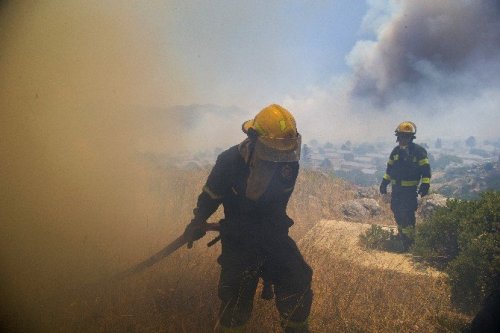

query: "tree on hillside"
xmin=319 ymin=158 xmax=333 ymax=170
xmin=466 ymin=136 xmax=477 ymax=149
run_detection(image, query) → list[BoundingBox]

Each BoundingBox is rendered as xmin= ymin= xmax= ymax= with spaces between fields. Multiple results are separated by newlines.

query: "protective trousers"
xmin=217 ymin=235 xmax=312 ymax=332
xmin=390 ymin=186 xmax=418 ymax=228
xmin=390 ymin=186 xmax=418 ymax=250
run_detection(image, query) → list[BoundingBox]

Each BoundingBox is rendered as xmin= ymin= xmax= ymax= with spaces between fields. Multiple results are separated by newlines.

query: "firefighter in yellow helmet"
xmin=379 ymin=121 xmax=431 ymax=251
xmin=184 ymin=104 xmax=312 ymax=333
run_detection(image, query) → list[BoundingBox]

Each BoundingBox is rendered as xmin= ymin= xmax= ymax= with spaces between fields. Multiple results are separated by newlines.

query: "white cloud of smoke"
xmin=348 ymin=0 xmax=500 ymax=106
xmin=287 ymin=0 xmax=500 ymax=143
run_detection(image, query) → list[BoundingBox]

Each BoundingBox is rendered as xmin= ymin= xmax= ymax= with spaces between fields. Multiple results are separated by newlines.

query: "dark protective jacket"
xmin=383 ymin=142 xmax=431 ymax=189
xmin=193 ymin=145 xmax=298 ymax=238
xmin=193 ymin=145 xmax=313 ymax=329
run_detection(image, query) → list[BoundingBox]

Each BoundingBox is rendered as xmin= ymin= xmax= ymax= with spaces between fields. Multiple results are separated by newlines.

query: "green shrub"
xmin=359 ymin=225 xmax=392 ymax=250
xmin=447 ymin=234 xmax=499 ymax=312
xmin=412 ymin=200 xmax=463 ymax=267
xmin=359 ymin=225 xmax=419 ymax=253
xmin=358 ymin=225 xmax=407 ymax=252
xmin=412 ymin=191 xmax=500 ymax=312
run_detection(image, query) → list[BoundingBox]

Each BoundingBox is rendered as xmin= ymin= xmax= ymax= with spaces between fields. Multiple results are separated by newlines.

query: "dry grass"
xmin=12 ymin=167 xmax=470 ymax=332
xmin=300 ymin=220 xmax=467 ymax=332
xmin=308 ymin=256 xmax=460 ymax=333
xmin=289 ymin=169 xmax=395 ymax=240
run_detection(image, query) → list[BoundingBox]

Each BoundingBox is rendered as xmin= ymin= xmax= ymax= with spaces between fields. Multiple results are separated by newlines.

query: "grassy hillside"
xmin=2 ymin=167 xmax=469 ymax=332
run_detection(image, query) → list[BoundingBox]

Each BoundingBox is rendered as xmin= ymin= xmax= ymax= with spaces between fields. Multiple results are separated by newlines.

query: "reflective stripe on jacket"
xmin=383 ymin=143 xmax=431 ymax=187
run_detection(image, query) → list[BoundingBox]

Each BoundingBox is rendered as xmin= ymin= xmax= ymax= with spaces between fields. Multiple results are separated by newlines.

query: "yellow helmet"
xmin=395 ymin=121 xmax=417 ymax=135
xmin=242 ymin=104 xmax=297 ymax=139
xmin=242 ymin=104 xmax=301 ymax=162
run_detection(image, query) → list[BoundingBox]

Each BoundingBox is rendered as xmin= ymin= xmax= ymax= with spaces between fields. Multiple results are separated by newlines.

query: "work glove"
xmin=418 ymin=183 xmax=430 ymax=197
xmin=184 ymin=219 xmax=207 ymax=249
xmin=379 ymin=179 xmax=390 ymax=195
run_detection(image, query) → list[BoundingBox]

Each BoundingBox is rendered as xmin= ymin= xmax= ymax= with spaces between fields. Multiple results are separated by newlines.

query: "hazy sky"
xmin=2 ymin=1 xmax=498 ymax=151
xmin=141 ymin=0 xmax=500 ymax=144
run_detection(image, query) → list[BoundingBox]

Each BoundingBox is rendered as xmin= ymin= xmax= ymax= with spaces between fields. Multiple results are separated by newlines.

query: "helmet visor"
xmin=253 ymin=134 xmax=302 ymax=162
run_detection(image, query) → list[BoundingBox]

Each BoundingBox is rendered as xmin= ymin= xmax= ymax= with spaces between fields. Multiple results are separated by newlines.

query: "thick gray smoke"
xmin=348 ymin=0 xmax=500 ymax=107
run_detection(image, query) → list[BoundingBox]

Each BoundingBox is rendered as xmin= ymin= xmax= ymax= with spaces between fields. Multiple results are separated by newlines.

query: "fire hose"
xmin=113 ymin=222 xmax=220 ymax=281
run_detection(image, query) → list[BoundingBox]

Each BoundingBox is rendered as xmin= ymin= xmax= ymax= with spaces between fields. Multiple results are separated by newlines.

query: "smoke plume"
xmin=286 ymin=0 xmax=500 ymax=142
xmin=348 ymin=0 xmax=500 ymax=106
